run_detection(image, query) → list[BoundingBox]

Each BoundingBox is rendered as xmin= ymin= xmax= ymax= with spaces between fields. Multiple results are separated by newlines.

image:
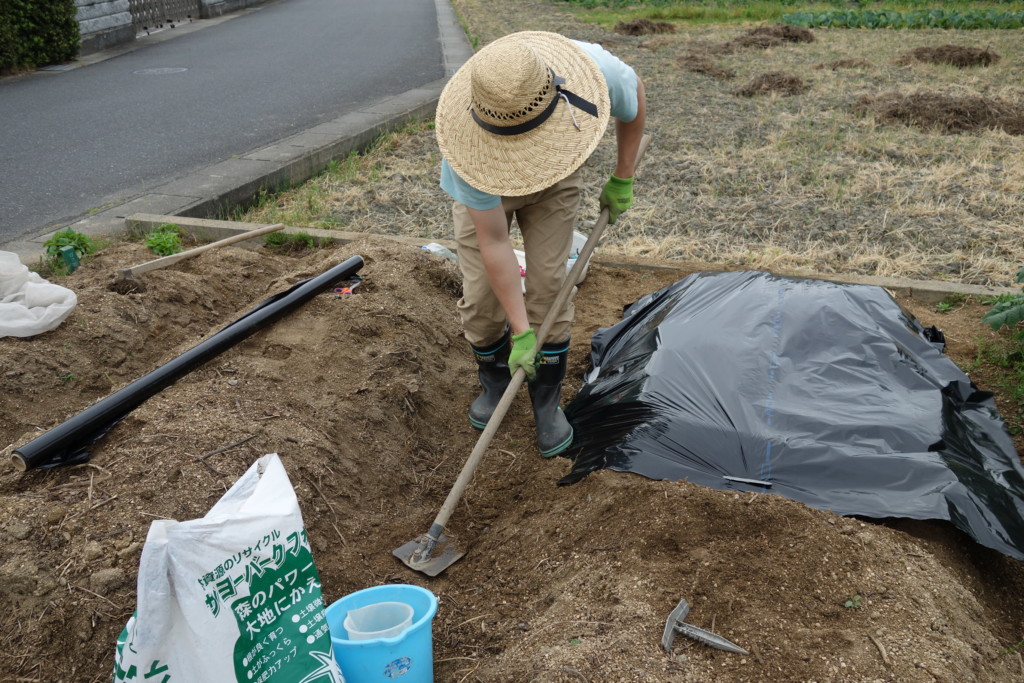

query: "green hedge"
xmin=0 ymin=0 xmax=80 ymax=72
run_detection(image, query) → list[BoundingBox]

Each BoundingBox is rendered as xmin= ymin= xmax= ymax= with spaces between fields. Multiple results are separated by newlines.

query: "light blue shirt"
xmin=440 ymin=40 xmax=639 ymax=210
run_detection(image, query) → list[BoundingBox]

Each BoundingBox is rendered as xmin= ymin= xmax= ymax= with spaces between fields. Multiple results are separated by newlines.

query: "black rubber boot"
xmin=468 ymin=330 xmax=511 ymax=429
xmin=528 ymin=340 xmax=574 ymax=457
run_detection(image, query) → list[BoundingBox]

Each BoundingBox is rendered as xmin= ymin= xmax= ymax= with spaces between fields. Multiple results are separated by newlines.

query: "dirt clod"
xmin=90 ymin=568 xmax=127 ymax=593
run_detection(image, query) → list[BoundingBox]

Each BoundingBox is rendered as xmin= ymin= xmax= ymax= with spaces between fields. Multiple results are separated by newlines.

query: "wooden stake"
xmin=119 ymin=223 xmax=285 ymax=279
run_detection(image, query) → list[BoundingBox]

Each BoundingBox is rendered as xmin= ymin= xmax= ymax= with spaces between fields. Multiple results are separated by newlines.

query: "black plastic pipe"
xmin=12 ymin=255 xmax=364 ymax=471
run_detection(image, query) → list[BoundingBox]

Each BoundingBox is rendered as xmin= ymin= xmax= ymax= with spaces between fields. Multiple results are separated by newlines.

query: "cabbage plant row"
xmin=782 ymin=8 xmax=1024 ymax=29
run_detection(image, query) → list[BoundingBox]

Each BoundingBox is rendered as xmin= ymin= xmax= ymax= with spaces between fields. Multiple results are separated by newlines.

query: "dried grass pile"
xmin=734 ymin=71 xmax=808 ymax=97
xmin=853 ymin=91 xmax=1024 ymax=135
xmin=728 ymin=23 xmax=815 ymax=50
xmin=678 ymin=52 xmax=735 ymax=80
xmin=614 ymin=18 xmax=677 ymax=36
xmin=900 ymin=45 xmax=1001 ymax=68
xmin=814 ymin=58 xmax=873 ymax=71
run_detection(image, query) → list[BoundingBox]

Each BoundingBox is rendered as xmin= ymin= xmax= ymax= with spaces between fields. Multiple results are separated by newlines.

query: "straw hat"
xmin=436 ymin=31 xmax=610 ymax=197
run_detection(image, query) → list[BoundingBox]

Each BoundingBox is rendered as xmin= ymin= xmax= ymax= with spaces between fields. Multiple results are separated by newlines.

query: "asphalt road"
xmin=0 ymin=0 xmax=442 ymax=244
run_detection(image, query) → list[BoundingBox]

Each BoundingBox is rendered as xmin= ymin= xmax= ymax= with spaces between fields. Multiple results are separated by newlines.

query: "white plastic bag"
xmin=0 ymin=250 xmax=77 ymax=338
xmin=514 ymin=231 xmax=590 ymax=293
xmin=113 ymin=454 xmax=343 ymax=683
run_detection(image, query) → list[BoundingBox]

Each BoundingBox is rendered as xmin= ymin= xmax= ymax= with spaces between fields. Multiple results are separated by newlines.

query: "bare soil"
xmin=1 ymin=236 xmax=1022 ymax=683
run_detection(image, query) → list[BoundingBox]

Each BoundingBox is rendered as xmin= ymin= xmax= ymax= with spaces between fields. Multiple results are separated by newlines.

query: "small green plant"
xmin=44 ymin=228 xmax=96 ymax=261
xmin=982 ymin=267 xmax=1024 ymax=342
xmin=843 ymin=594 xmax=862 ymax=609
xmin=1001 ymin=637 xmax=1024 ymax=655
xmin=935 ymin=293 xmax=966 ymax=314
xmin=144 ymin=224 xmax=184 ymax=256
xmin=40 ymin=228 xmax=97 ymax=274
xmin=59 ymin=373 xmax=75 ymax=383
xmin=264 ymin=230 xmax=327 ymax=252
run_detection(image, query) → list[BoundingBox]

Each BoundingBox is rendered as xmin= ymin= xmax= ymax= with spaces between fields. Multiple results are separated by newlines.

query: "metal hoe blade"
xmin=661 ymin=598 xmax=749 ymax=656
xmin=392 ymin=532 xmax=464 ymax=578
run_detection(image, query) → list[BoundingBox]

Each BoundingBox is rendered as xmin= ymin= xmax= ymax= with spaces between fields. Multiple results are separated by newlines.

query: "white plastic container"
xmin=567 ymin=230 xmax=590 ymax=283
xmin=514 ymin=231 xmax=591 ymax=293
xmin=343 ymin=601 xmax=415 ymax=641
xmin=420 ymin=243 xmax=458 ymax=263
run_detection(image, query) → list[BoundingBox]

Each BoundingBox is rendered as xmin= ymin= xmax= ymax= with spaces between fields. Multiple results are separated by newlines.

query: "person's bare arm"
xmin=614 ymin=77 xmax=646 ymax=179
xmin=467 ymin=205 xmax=530 ymax=335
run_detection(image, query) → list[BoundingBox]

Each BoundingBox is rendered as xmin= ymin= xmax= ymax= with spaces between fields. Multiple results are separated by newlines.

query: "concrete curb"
xmin=3 ymin=0 xmax=472 ymax=266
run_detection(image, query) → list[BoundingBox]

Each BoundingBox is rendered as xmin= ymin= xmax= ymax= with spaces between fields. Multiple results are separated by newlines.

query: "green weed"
xmin=970 ymin=331 xmax=1024 ymax=436
xmin=144 ymin=223 xmax=184 ymax=256
xmin=978 ymin=269 xmax=1024 ymax=430
xmin=44 ymin=228 xmax=96 ymax=261
xmin=264 ymin=230 xmax=330 ymax=253
xmin=843 ymin=594 xmax=863 ymax=609
xmin=982 ymin=267 xmax=1024 ymax=342
xmin=935 ymin=293 xmax=966 ymax=313
xmin=40 ymin=228 xmax=99 ymax=275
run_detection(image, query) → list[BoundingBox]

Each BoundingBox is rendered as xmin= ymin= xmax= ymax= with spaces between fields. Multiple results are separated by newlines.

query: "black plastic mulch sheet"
xmin=563 ymin=270 xmax=1024 ymax=560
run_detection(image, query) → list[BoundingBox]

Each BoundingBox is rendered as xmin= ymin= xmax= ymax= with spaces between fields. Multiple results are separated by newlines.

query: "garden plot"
xmin=1 ymin=236 xmax=1022 ymax=682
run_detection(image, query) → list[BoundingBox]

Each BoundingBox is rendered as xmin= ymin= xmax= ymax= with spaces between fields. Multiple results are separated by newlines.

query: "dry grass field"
xmin=243 ymin=0 xmax=1024 ymax=288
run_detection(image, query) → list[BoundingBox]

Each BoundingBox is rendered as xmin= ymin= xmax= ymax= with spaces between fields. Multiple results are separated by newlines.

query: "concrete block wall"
xmin=199 ymin=0 xmax=264 ymax=19
xmin=74 ymin=0 xmax=268 ymax=54
xmin=76 ymin=0 xmax=134 ymax=54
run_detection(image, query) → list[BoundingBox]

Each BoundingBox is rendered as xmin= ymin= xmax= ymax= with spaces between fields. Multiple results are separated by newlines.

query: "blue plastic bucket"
xmin=326 ymin=584 xmax=438 ymax=682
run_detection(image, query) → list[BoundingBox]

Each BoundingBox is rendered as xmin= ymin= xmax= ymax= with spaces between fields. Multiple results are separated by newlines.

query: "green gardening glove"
xmin=599 ymin=174 xmax=634 ymax=225
xmin=509 ymin=328 xmax=538 ymax=380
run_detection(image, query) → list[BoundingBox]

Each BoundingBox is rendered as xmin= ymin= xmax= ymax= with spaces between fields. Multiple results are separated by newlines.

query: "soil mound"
xmin=729 ymin=23 xmax=815 ymax=49
xmin=900 ymin=45 xmax=1001 ymax=68
xmin=1 ymin=237 xmax=1023 ymax=681
xmin=615 ymin=18 xmax=677 ymax=36
xmin=734 ymin=71 xmax=808 ymax=97
xmin=854 ymin=91 xmax=1024 ymax=135
xmin=814 ymin=57 xmax=873 ymax=70
xmin=679 ymin=52 xmax=736 ymax=80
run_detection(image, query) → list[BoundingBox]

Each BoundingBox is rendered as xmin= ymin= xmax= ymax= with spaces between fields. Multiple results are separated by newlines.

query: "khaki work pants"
xmin=453 ymin=170 xmax=581 ymax=347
